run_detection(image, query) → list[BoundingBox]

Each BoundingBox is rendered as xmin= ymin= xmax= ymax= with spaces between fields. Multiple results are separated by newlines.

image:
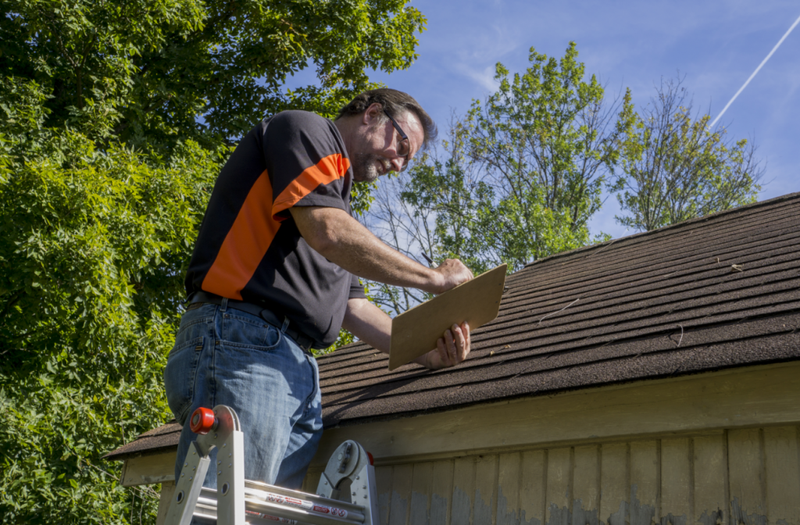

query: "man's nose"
xmin=390 ymin=156 xmax=405 ymax=172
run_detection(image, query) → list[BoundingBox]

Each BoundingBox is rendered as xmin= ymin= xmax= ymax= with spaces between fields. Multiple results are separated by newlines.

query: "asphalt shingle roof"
xmin=106 ymin=192 xmax=800 ymax=460
xmin=317 ymin=192 xmax=800 ymax=427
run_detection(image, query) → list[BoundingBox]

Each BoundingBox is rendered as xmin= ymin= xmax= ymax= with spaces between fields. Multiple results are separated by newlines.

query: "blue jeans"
xmin=164 ymin=300 xmax=323 ymax=490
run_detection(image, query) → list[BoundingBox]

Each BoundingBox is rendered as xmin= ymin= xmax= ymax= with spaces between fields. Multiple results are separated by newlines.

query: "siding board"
xmin=600 ymin=443 xmax=629 ymax=525
xmin=497 ymin=452 xmax=522 ymax=525
xmin=572 ymin=445 xmax=600 ymax=525
xmin=520 ymin=450 xmax=546 ymax=525
xmin=431 ymin=459 xmax=454 ymax=525
xmin=475 ymin=455 xmax=498 ymax=525
xmin=376 ymin=465 xmax=394 ymax=525
xmin=410 ymin=461 xmax=433 ymax=525
xmin=691 ymin=433 xmax=727 ymax=525
xmin=728 ymin=428 xmax=766 ymax=519
xmin=661 ymin=438 xmax=691 ymax=524
xmin=546 ymin=448 xmax=572 ymax=525
xmin=389 ymin=464 xmax=413 ymax=525
xmin=453 ymin=456 xmax=477 ymax=525
xmin=630 ymin=441 xmax=658 ymax=525
xmin=763 ymin=426 xmax=800 ymax=525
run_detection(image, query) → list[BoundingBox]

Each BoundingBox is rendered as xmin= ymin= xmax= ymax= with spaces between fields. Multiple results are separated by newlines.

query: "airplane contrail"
xmin=710 ymin=12 xmax=800 ymax=129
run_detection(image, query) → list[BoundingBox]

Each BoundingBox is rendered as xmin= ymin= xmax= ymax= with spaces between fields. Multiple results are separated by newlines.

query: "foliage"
xmin=611 ymin=77 xmax=764 ymax=231
xmin=366 ymin=43 xmax=631 ymax=313
xmin=0 ymin=0 xmax=427 ymax=150
xmin=0 ymin=0 xmax=428 ymax=517
xmin=0 ymin=76 xmax=222 ymax=523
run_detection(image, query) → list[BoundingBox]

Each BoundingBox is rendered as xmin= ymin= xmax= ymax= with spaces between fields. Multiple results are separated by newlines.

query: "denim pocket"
xmin=164 ymin=335 xmax=204 ymax=423
xmin=221 ymin=310 xmax=282 ymax=351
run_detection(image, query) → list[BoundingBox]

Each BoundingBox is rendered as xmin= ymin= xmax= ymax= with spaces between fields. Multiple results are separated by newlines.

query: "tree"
xmin=365 ymin=43 xmax=634 ymax=313
xmin=1 ymin=0 xmax=428 ymax=517
xmin=0 ymin=76 xmax=224 ymax=523
xmin=612 ymin=77 xmax=764 ymax=231
xmin=0 ymin=0 xmax=427 ymax=150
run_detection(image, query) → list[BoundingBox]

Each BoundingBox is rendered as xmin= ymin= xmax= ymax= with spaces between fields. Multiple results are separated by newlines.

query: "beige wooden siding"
xmin=306 ymin=426 xmax=800 ymax=525
xmin=302 ymin=363 xmax=800 ymax=524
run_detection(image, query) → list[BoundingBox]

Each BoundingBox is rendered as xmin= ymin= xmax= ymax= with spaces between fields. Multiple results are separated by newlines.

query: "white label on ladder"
xmin=248 ymin=489 xmax=350 ymax=519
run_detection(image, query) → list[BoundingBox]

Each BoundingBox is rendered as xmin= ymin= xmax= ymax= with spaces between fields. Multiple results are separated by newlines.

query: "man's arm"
xmin=342 ymin=298 xmax=470 ymax=370
xmin=289 ymin=206 xmax=473 ymax=294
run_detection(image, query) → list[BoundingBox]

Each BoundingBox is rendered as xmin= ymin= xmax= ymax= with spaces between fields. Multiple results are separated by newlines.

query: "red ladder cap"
xmin=190 ymin=407 xmax=216 ymax=434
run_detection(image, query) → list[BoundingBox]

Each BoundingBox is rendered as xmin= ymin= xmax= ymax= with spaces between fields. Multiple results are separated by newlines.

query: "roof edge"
xmin=524 ymin=191 xmax=800 ymax=269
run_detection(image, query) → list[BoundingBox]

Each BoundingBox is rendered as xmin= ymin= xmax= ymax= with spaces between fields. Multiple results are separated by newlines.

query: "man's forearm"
xmin=342 ymin=298 xmax=391 ymax=353
xmin=291 ymin=206 xmax=444 ymax=293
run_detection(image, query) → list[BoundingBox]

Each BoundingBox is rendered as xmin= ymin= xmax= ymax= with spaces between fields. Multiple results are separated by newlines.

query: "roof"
xmin=106 ymin=192 xmax=800 ymax=460
xmin=318 ymin=192 xmax=800 ymax=427
xmin=104 ymin=420 xmax=181 ymax=459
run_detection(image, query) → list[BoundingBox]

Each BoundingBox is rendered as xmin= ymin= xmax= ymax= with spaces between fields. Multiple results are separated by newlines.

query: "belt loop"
xmin=280 ymin=317 xmax=290 ymax=334
xmin=220 ymin=297 xmax=228 ymax=313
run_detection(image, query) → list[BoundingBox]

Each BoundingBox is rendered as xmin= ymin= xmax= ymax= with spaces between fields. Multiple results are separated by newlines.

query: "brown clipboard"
xmin=388 ymin=264 xmax=507 ymax=370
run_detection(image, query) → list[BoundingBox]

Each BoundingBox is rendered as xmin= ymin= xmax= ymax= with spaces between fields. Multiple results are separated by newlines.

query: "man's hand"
xmin=344 ymin=299 xmax=472 ymax=371
xmin=430 ymin=260 xmax=474 ymax=294
xmin=414 ymin=322 xmax=471 ymax=370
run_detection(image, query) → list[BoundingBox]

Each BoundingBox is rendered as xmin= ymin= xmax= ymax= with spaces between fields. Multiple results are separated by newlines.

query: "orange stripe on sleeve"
xmin=272 ymin=154 xmax=350 ymax=220
xmin=201 ymin=170 xmax=278 ymax=300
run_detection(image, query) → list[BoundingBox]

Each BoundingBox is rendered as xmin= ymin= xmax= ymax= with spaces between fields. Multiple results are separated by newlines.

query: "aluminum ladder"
xmin=164 ymin=405 xmax=378 ymax=525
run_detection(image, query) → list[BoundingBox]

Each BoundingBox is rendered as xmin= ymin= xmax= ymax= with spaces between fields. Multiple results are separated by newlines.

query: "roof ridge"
xmin=523 ymin=192 xmax=800 ymax=269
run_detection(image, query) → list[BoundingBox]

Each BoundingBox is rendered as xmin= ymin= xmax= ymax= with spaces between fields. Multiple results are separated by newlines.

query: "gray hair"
xmin=336 ymin=88 xmax=437 ymax=150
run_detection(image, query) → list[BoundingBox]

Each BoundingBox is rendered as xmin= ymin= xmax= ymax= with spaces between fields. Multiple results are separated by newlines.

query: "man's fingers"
xmin=444 ymin=328 xmax=456 ymax=364
xmin=455 ymin=322 xmax=469 ymax=361
xmin=436 ymin=336 xmax=448 ymax=365
xmin=450 ymin=324 xmax=464 ymax=362
xmin=428 ymin=323 xmax=472 ymax=370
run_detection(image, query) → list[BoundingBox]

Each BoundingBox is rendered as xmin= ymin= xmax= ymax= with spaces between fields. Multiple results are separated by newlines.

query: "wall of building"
xmin=305 ymin=361 xmax=800 ymax=525
xmin=348 ymin=426 xmax=798 ymax=525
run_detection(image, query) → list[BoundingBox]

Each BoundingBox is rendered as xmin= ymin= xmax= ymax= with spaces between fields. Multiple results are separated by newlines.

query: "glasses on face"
xmin=382 ymin=109 xmax=411 ymax=171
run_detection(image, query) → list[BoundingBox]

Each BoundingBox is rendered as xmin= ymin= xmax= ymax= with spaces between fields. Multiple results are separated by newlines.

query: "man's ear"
xmin=362 ymin=102 xmax=383 ymax=125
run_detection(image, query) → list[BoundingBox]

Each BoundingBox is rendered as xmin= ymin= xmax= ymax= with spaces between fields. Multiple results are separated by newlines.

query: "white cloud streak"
xmin=710 ymin=12 xmax=800 ymax=128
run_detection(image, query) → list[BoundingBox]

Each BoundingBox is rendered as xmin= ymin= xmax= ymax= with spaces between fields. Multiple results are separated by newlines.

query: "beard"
xmin=352 ymin=152 xmax=390 ymax=183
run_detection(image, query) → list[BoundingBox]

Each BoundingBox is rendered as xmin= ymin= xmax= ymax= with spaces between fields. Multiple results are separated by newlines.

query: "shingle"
xmin=104 ymin=421 xmax=182 ymax=460
xmin=318 ymin=192 xmax=800 ymax=427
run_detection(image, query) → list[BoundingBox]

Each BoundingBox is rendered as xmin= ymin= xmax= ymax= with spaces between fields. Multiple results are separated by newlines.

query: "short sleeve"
xmin=349 ymin=274 xmax=367 ymax=299
xmin=262 ymin=111 xmax=353 ymax=222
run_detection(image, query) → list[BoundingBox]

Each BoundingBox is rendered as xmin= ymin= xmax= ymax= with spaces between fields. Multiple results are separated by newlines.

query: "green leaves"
xmin=451 ymin=42 xmax=630 ymax=268
xmin=612 ymin=77 xmax=764 ymax=231
xmin=0 ymin=0 xmax=437 ymax=513
xmin=0 ymin=76 xmax=221 ymax=523
xmin=0 ymin=0 xmax=428 ymax=515
xmin=1 ymin=0 xmax=427 ymax=152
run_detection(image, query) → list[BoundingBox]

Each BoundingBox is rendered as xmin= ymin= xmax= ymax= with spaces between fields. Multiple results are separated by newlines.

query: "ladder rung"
xmin=245 ymin=479 xmax=366 ymax=516
xmin=196 ymin=495 xmax=362 ymax=525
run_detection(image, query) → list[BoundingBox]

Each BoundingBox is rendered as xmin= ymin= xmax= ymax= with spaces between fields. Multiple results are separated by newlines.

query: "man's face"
xmin=351 ymin=106 xmax=424 ymax=183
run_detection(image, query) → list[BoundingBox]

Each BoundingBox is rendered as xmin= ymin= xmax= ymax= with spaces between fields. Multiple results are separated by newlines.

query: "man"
xmin=164 ymin=89 xmax=474 ymax=492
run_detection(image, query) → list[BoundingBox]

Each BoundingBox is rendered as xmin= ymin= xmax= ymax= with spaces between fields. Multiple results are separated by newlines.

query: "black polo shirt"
xmin=185 ymin=111 xmax=366 ymax=347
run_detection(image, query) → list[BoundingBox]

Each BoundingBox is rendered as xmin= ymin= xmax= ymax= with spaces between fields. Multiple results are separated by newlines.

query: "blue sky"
xmin=361 ymin=1 xmax=800 ymax=239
